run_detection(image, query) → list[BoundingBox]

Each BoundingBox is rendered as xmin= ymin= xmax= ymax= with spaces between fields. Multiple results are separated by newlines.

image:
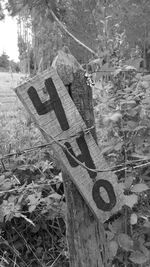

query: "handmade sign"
xmin=14 ymin=68 xmax=124 ymax=222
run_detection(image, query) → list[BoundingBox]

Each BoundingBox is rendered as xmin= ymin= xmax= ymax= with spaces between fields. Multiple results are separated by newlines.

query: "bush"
xmin=0 ymin=109 xmax=68 ymax=267
xmin=93 ymin=66 xmax=150 ymax=266
xmin=0 ymin=52 xmax=20 ymax=73
xmin=0 ymin=52 xmax=9 ymax=71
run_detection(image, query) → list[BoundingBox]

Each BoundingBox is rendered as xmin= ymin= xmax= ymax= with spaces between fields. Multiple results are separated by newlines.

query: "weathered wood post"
xmin=52 ymin=50 xmax=109 ymax=267
xmin=15 ymin=50 xmax=124 ymax=267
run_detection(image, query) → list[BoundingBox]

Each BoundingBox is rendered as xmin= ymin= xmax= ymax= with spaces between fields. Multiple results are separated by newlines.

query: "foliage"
xmin=9 ymin=60 xmax=20 ymax=72
xmin=2 ymin=0 xmax=150 ymax=265
xmin=3 ymin=0 xmax=149 ymax=73
xmin=93 ymin=65 xmax=150 ymax=266
xmin=0 ymin=1 xmax=4 ymax=19
xmin=2 ymin=0 xmax=150 ymax=72
xmin=0 ymin=52 xmax=9 ymax=71
xmin=101 ymin=0 xmax=150 ymax=70
xmin=0 ymin=109 xmax=68 ymax=267
xmin=0 ymin=52 xmax=20 ymax=72
xmin=31 ymin=11 xmax=62 ymax=72
xmin=2 ymin=0 xmax=113 ymax=67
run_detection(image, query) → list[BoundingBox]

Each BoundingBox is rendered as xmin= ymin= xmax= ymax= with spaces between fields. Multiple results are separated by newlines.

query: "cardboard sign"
xmin=14 ymin=68 xmax=124 ymax=222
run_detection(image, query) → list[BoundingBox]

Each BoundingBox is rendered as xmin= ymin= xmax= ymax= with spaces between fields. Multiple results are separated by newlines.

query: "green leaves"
xmin=0 ymin=195 xmax=21 ymax=222
xmin=0 ymin=161 xmax=65 ymax=223
xmin=27 ymin=192 xmax=42 ymax=212
xmin=94 ymin=60 xmax=150 ymax=265
xmin=124 ymin=194 xmax=138 ymax=208
xmin=131 ymin=183 xmax=149 ymax=193
xmin=130 ymin=213 xmax=138 ymax=225
xmin=109 ymin=241 xmax=118 ymax=257
xmin=129 ymin=250 xmax=149 ymax=264
xmin=117 ymin=233 xmax=133 ymax=251
xmin=0 ymin=152 xmax=67 ymax=266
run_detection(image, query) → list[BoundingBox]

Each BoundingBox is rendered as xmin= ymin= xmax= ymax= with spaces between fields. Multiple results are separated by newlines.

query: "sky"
xmin=0 ymin=14 xmax=19 ymax=62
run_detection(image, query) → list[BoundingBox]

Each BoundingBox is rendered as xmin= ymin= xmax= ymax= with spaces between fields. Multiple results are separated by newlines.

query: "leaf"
xmin=109 ymin=218 xmax=123 ymax=234
xmin=0 ymin=181 xmax=12 ymax=191
xmin=129 ymin=251 xmax=148 ymax=264
xmin=144 ymin=242 xmax=150 ymax=247
xmin=27 ymin=192 xmax=41 ymax=205
xmin=55 ymin=172 xmax=63 ymax=182
xmin=127 ymin=121 xmax=137 ymax=128
xmin=143 ymin=220 xmax=150 ymax=228
xmin=125 ymin=100 xmax=136 ymax=105
xmin=49 ymin=193 xmax=62 ymax=200
xmin=127 ymin=109 xmax=138 ymax=117
xmin=117 ymin=233 xmax=133 ymax=251
xmin=27 ymin=192 xmax=42 ymax=212
xmin=134 ymin=125 xmax=147 ymax=132
xmin=131 ymin=183 xmax=149 ymax=193
xmin=108 ymin=112 xmax=122 ymax=122
xmin=130 ymin=213 xmax=138 ymax=225
xmin=101 ymin=145 xmax=113 ymax=154
xmin=0 ymin=175 xmax=5 ymax=183
xmin=29 ymin=204 xmax=37 ymax=213
xmin=109 ymin=241 xmax=118 ymax=257
xmin=124 ymin=176 xmax=134 ymax=189
xmin=113 ymin=142 xmax=123 ymax=151
xmin=131 ymin=153 xmax=148 ymax=160
xmin=140 ymin=244 xmax=150 ymax=258
xmin=124 ymin=194 xmax=138 ymax=208
xmin=106 ymin=230 xmax=115 ymax=241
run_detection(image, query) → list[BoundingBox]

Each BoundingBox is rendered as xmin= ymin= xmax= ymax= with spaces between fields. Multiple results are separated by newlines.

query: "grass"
xmin=0 ymin=72 xmax=25 ymax=112
xmin=0 ymin=72 xmax=44 ymax=157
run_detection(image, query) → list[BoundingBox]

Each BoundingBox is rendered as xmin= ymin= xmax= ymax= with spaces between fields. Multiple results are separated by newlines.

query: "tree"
xmin=121 ymin=0 xmax=150 ymax=70
xmin=103 ymin=0 xmax=150 ymax=70
xmin=5 ymin=0 xmax=150 ymax=70
xmin=0 ymin=0 xmax=5 ymax=19
xmin=9 ymin=60 xmax=20 ymax=72
xmin=0 ymin=52 xmax=9 ymax=70
xmin=5 ymin=0 xmax=99 ymax=64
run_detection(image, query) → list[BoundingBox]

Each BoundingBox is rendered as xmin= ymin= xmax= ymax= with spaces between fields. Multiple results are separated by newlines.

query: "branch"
xmin=45 ymin=1 xmax=98 ymax=57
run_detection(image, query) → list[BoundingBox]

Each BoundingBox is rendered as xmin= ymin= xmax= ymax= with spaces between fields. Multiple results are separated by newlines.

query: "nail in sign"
xmin=14 ymin=68 xmax=124 ymax=222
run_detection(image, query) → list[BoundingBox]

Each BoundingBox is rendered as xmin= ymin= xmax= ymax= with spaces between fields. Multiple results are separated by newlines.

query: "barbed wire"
xmin=1 ymin=125 xmax=150 ymax=174
xmin=0 ymin=127 xmax=94 ymax=160
xmin=38 ymin=126 xmax=150 ymax=174
xmin=86 ymin=69 xmax=149 ymax=74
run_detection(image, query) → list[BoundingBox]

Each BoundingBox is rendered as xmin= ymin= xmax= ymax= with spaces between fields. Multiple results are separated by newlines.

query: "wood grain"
xmin=14 ymin=67 xmax=124 ymax=222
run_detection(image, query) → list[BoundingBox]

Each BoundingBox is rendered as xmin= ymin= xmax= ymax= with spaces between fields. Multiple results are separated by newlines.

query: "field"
xmin=0 ymin=71 xmax=35 ymax=155
xmin=0 ymin=72 xmax=25 ymax=112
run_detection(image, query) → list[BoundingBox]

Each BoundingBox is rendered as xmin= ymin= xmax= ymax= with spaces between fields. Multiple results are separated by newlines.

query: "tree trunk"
xmin=52 ymin=52 xmax=109 ymax=267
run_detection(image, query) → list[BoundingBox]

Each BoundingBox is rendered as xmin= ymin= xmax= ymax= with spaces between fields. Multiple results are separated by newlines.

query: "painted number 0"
xmin=92 ymin=179 xmax=116 ymax=211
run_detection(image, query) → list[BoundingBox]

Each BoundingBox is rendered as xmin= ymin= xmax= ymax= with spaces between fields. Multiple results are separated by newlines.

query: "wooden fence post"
xmin=15 ymin=50 xmax=123 ymax=267
xmin=52 ymin=51 xmax=110 ymax=267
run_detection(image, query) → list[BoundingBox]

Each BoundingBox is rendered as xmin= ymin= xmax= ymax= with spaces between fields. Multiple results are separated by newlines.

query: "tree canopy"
xmin=1 ymin=0 xmax=150 ymax=71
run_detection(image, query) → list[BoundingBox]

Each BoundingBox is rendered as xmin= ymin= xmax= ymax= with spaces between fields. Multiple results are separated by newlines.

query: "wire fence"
xmin=0 ymin=125 xmax=150 ymax=175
